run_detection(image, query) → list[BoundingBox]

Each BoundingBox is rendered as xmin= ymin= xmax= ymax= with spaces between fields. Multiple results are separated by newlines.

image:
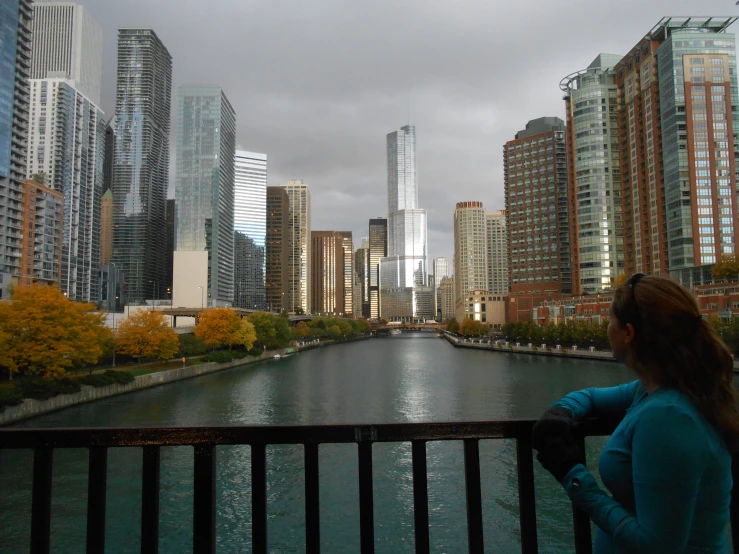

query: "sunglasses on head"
xmin=626 ymin=273 xmax=645 ymax=329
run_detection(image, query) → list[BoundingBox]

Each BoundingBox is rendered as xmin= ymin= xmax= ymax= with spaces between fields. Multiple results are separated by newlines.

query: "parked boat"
xmin=272 ymin=354 xmax=281 ymax=359
xmin=389 ymin=329 xmax=401 ymax=336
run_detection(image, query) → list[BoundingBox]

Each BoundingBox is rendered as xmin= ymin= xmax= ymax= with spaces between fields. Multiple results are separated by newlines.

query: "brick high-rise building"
xmin=19 ymin=179 xmax=64 ymax=287
xmin=266 ymin=186 xmax=289 ymax=313
xmin=310 ymin=231 xmax=353 ymax=316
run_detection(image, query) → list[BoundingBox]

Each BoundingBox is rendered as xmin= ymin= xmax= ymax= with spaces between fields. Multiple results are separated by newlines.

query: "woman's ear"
xmin=624 ymin=322 xmax=637 ymax=344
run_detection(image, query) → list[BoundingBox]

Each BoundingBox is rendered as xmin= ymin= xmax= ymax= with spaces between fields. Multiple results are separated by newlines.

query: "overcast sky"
xmin=82 ymin=0 xmax=738 ymax=263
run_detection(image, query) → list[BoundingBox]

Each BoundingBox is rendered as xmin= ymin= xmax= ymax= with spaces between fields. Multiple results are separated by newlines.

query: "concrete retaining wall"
xmin=0 ymin=350 xmax=278 ymax=426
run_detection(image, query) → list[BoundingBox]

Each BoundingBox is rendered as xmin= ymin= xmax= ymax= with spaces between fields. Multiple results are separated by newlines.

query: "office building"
xmin=355 ymin=237 xmax=370 ymax=317
xmin=504 ymin=117 xmax=570 ymax=296
xmin=101 ymin=189 xmax=113 ymax=265
xmin=165 ymin=198 xmax=174 ymax=299
xmin=27 ymin=77 xmax=105 ymax=301
xmin=0 ymin=0 xmax=32 ymax=300
xmin=98 ymin=263 xmax=125 ymax=313
xmin=439 ymin=276 xmax=455 ymax=321
xmin=103 ymin=121 xmax=114 ymax=190
xmin=454 ymin=201 xmax=489 ymax=322
xmin=380 ymin=124 xmax=429 ymax=321
xmin=486 ymin=210 xmax=508 ymax=294
xmin=433 ymin=258 xmax=449 ymax=282
xmin=561 ymin=54 xmax=625 ymax=294
xmin=30 ymin=2 xmax=102 ymax=105
xmin=112 ymin=30 xmax=172 ymax=304
xmin=368 ymin=218 xmax=387 ymax=318
xmin=311 ymin=231 xmax=353 ymax=316
xmin=266 ymin=186 xmax=289 ymax=312
xmin=19 ymin=179 xmax=64 ymax=287
xmin=233 ymin=150 xmax=267 ymax=310
xmin=173 ymin=85 xmax=236 ymax=307
xmin=614 ymin=17 xmax=739 ymax=276
xmin=282 ymin=180 xmax=311 ymax=314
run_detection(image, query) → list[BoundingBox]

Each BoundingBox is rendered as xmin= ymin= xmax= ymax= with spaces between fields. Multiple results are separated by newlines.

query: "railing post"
xmin=252 ymin=443 xmax=268 ymax=554
xmin=463 ymin=439 xmax=484 ymax=554
xmin=572 ymin=437 xmax=592 ymax=554
xmin=86 ymin=447 xmax=108 ymax=554
xmin=193 ymin=445 xmax=216 ymax=554
xmin=31 ymin=447 xmax=53 ymax=554
xmin=358 ymin=440 xmax=375 ymax=554
xmin=516 ymin=433 xmax=538 ymax=554
xmin=304 ymin=443 xmax=321 ymax=554
xmin=411 ymin=440 xmax=430 ymax=554
xmin=141 ymin=446 xmax=161 ymax=554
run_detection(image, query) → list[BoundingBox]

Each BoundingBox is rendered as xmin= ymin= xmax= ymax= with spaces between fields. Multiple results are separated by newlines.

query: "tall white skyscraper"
xmin=27 ymin=78 xmax=105 ymax=301
xmin=486 ymin=210 xmax=508 ymax=294
xmin=30 ymin=2 xmax=103 ymax=105
xmin=433 ymin=258 xmax=449 ymax=281
xmin=379 ymin=124 xmax=431 ymax=321
xmin=454 ymin=202 xmax=488 ymax=322
xmin=234 ymin=150 xmax=267 ymax=310
xmin=282 ymin=180 xmax=311 ymax=314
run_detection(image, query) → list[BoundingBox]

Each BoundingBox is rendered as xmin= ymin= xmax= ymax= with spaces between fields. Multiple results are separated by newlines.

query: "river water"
xmin=1 ymin=333 xmax=638 ymax=553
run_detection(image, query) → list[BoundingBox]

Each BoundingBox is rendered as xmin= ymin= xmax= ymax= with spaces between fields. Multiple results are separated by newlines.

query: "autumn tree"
xmin=0 ymin=285 xmax=111 ymax=378
xmin=613 ymin=273 xmax=628 ymax=288
xmin=247 ymin=311 xmax=292 ymax=349
xmin=459 ymin=318 xmax=488 ymax=337
xmin=195 ymin=307 xmax=242 ymax=350
xmin=234 ymin=319 xmax=257 ymax=351
xmin=446 ymin=318 xmax=460 ymax=334
xmin=327 ymin=325 xmax=341 ymax=339
xmin=294 ymin=321 xmax=311 ymax=338
xmin=116 ymin=310 xmax=179 ymax=364
xmin=712 ymin=255 xmax=739 ymax=281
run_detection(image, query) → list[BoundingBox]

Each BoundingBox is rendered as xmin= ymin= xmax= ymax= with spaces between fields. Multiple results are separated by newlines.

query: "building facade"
xmin=0 ymin=0 xmax=32 ymax=300
xmin=486 ymin=210 xmax=508 ymax=294
xmin=282 ymin=180 xmax=311 ymax=314
xmin=380 ymin=124 xmax=429 ymax=320
xmin=30 ymin=2 xmax=103 ymax=105
xmin=27 ymin=78 xmax=105 ymax=301
xmin=433 ymin=257 xmax=450 ymax=320
xmin=165 ymin=198 xmax=174 ymax=299
xmin=101 ymin=189 xmax=113 ymax=265
xmin=112 ymin=29 xmax=172 ymax=304
xmin=355 ymin=237 xmax=370 ymax=318
xmin=98 ymin=263 xmax=125 ymax=313
xmin=233 ymin=150 xmax=267 ymax=310
xmin=174 ymin=85 xmax=236 ymax=306
xmin=310 ymin=231 xmax=353 ymax=317
xmin=266 ymin=186 xmax=289 ymax=313
xmin=504 ymin=117 xmax=570 ymax=298
xmin=439 ymin=276 xmax=455 ymax=321
xmin=368 ymin=218 xmax=387 ymax=319
xmin=19 ymin=179 xmax=64 ymax=287
xmin=454 ymin=201 xmax=489 ymax=322
xmin=561 ymin=54 xmax=625 ymax=294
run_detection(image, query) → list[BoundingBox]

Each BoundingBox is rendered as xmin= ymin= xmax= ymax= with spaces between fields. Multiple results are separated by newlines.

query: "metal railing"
xmin=0 ymin=418 xmax=736 ymax=554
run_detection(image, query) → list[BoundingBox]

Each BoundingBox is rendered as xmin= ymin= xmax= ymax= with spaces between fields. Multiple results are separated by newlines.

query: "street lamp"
xmin=198 ymin=285 xmax=204 ymax=310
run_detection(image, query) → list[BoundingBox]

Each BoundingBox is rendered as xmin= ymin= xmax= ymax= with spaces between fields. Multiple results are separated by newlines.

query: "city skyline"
xmin=53 ymin=1 xmax=739 ymax=264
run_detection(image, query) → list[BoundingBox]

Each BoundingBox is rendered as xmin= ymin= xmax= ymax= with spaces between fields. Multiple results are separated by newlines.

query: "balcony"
xmin=1 ymin=418 xmax=737 ymax=554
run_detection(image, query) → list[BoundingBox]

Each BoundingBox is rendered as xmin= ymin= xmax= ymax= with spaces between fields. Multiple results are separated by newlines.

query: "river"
xmin=0 ymin=333 xmax=638 ymax=553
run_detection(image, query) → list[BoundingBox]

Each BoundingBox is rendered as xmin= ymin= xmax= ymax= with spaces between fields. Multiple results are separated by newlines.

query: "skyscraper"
xmin=266 ymin=186 xmax=289 ymax=312
xmin=355 ymin=237 xmax=370 ymax=317
xmin=454 ymin=201 xmax=488 ymax=322
xmin=30 ymin=2 xmax=103 ymax=105
xmin=282 ymin=180 xmax=311 ymax=314
xmin=311 ymin=231 xmax=353 ymax=316
xmin=561 ymin=54 xmax=625 ymax=294
xmin=165 ymin=198 xmax=174 ymax=298
xmin=174 ymin=85 xmax=236 ymax=307
xmin=380 ymin=124 xmax=430 ymax=321
xmin=504 ymin=117 xmax=570 ymax=297
xmin=101 ymin=189 xmax=113 ymax=265
xmin=486 ymin=210 xmax=508 ymax=294
xmin=233 ymin=150 xmax=267 ymax=310
xmin=433 ymin=257 xmax=449 ymax=321
xmin=27 ymin=78 xmax=106 ymax=301
xmin=613 ymin=17 xmax=739 ymax=280
xmin=0 ymin=0 xmax=32 ymax=300
xmin=103 ymin=121 xmax=114 ymax=191
xmin=439 ymin=276 xmax=455 ymax=321
xmin=112 ymin=29 xmax=172 ymax=303
xmin=19 ymin=179 xmax=64 ymax=287
xmin=368 ymin=218 xmax=387 ymax=319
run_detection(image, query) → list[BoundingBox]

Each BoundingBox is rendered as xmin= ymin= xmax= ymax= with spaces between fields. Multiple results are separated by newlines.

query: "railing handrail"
xmin=0 ymin=418 xmax=620 ymax=448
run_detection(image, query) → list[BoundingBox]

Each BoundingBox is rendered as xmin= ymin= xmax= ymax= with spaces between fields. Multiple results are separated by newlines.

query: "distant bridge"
xmin=373 ymin=323 xmax=444 ymax=332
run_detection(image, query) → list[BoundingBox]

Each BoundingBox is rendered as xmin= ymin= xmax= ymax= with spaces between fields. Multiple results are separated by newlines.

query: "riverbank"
xmin=0 ymin=335 xmax=370 ymax=426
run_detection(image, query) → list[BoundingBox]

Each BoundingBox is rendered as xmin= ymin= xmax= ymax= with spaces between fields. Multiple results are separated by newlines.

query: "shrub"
xmin=55 ymin=377 xmax=82 ymax=395
xmin=80 ymin=370 xmax=135 ymax=388
xmin=0 ymin=387 xmax=24 ymax=411
xmin=19 ymin=378 xmax=61 ymax=400
xmin=202 ymin=350 xmax=248 ymax=364
xmin=104 ymin=370 xmax=135 ymax=385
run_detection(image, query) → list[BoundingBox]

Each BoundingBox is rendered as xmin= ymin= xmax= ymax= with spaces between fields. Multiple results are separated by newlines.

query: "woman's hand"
xmin=531 ymin=406 xmax=574 ymax=450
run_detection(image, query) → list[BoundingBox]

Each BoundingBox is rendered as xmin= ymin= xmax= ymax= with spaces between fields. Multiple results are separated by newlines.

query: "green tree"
xmin=247 ymin=311 xmax=277 ymax=348
xmin=234 ymin=319 xmax=257 ymax=351
xmin=337 ymin=319 xmax=352 ymax=337
xmin=178 ymin=334 xmax=207 ymax=357
xmin=446 ymin=318 xmax=460 ymax=334
xmin=459 ymin=318 xmax=487 ymax=337
xmin=116 ymin=310 xmax=179 ymax=364
xmin=0 ymin=285 xmax=111 ymax=378
xmin=294 ymin=321 xmax=311 ymax=339
xmin=351 ymin=319 xmax=370 ymax=334
xmin=327 ymin=325 xmax=341 ymax=339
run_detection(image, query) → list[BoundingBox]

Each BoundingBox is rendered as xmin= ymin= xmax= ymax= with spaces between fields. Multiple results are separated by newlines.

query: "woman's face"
xmin=607 ymin=307 xmax=634 ymax=363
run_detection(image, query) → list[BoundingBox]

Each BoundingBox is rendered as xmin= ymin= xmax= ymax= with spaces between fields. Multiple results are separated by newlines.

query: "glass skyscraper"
xmin=112 ymin=29 xmax=172 ymax=303
xmin=379 ymin=125 xmax=430 ymax=321
xmin=368 ymin=218 xmax=387 ymax=319
xmin=0 ymin=0 xmax=32 ymax=300
xmin=282 ymin=180 xmax=311 ymax=314
xmin=175 ymin=85 xmax=236 ymax=306
xmin=233 ymin=150 xmax=267 ymax=309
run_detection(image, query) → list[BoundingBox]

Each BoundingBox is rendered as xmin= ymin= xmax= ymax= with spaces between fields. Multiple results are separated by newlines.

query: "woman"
xmin=532 ymin=274 xmax=738 ymax=553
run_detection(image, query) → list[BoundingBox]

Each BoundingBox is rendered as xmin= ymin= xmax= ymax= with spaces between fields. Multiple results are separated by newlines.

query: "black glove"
xmin=536 ymin=436 xmax=585 ymax=483
xmin=531 ymin=406 xmax=574 ymax=451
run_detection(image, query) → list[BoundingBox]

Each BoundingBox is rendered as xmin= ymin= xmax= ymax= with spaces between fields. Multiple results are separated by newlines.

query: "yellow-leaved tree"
xmin=613 ymin=273 xmax=628 ymax=288
xmin=194 ymin=307 xmax=242 ymax=349
xmin=116 ymin=310 xmax=179 ymax=364
xmin=234 ymin=319 xmax=257 ymax=351
xmin=712 ymin=254 xmax=739 ymax=281
xmin=459 ymin=318 xmax=488 ymax=337
xmin=0 ymin=285 xmax=111 ymax=378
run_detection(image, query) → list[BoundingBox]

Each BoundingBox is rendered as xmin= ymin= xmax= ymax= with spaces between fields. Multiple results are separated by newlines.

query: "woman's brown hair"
xmin=612 ymin=274 xmax=739 ymax=448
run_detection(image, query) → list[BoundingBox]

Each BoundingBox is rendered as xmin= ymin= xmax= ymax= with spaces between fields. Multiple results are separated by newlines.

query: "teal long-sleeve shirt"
xmin=552 ymin=380 xmax=732 ymax=553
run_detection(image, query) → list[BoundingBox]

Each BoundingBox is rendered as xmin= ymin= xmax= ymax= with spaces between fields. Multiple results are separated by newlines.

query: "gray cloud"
xmin=86 ymin=0 xmax=737 ymax=263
